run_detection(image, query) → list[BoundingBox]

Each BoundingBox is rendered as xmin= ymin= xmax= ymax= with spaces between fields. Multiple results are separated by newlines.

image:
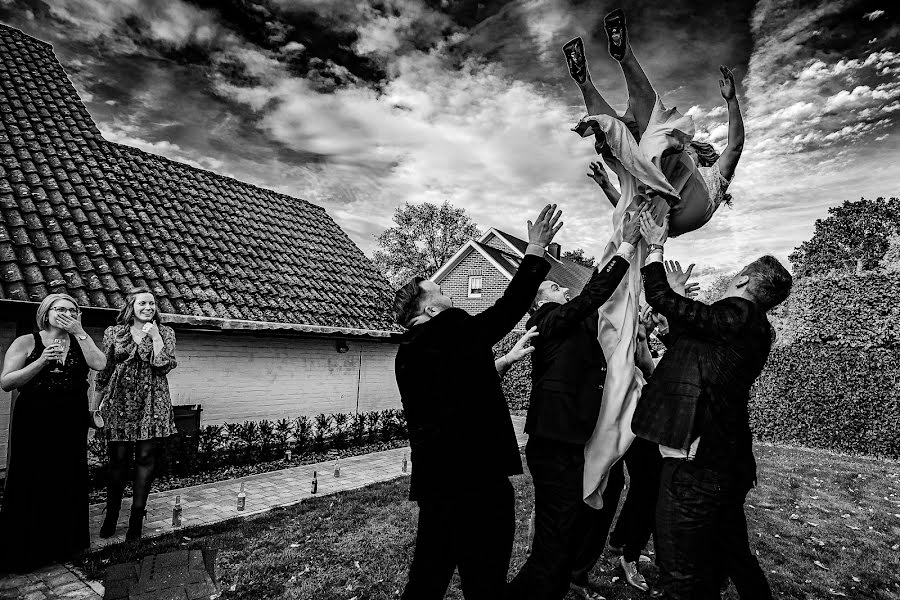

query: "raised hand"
xmin=507 ymin=326 xmax=538 ymax=363
xmin=622 ymin=202 xmax=648 ymax=245
xmin=55 ymin=312 xmax=86 ymax=337
xmin=142 ymin=322 xmax=162 ymax=341
xmin=527 ymin=204 xmax=563 ymax=247
xmin=587 ymin=162 xmax=610 ymax=187
xmin=719 ymin=65 xmax=736 ymax=101
xmin=640 ymin=304 xmax=659 ymax=332
xmin=665 ymin=260 xmax=695 ymax=297
xmin=639 ymin=210 xmax=668 ymax=245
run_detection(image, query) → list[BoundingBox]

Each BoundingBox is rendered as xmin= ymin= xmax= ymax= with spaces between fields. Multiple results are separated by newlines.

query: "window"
xmin=468 ymin=275 xmax=483 ymax=298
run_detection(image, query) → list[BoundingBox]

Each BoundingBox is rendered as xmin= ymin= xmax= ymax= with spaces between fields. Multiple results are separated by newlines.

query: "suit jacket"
xmin=525 ymin=255 xmax=630 ymax=445
xmin=395 ymin=254 xmax=551 ymax=501
xmin=632 ymin=261 xmax=773 ymax=488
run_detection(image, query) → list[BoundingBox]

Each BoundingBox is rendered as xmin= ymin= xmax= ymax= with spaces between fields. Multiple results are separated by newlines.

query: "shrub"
xmin=350 ymin=413 xmax=366 ymax=445
xmin=366 ymin=411 xmax=381 ymax=444
xmin=332 ymin=413 xmax=349 ymax=449
xmin=313 ymin=413 xmax=332 ymax=452
xmin=256 ymin=420 xmax=273 ymax=460
xmin=749 ymin=271 xmax=900 ymax=458
xmin=293 ymin=416 xmax=312 ymax=453
xmin=494 ymin=330 xmax=532 ymax=411
xmin=274 ymin=419 xmax=292 ymax=453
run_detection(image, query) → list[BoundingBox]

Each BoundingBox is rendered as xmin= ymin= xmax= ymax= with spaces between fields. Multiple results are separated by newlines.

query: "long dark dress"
xmin=0 ymin=332 xmax=90 ymax=573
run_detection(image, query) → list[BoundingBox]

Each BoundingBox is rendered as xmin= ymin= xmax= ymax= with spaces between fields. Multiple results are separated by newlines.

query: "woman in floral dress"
xmin=96 ymin=287 xmax=177 ymax=541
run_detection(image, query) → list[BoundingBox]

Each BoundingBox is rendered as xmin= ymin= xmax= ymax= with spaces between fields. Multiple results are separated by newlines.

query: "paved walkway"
xmin=0 ymin=415 xmax=529 ymax=599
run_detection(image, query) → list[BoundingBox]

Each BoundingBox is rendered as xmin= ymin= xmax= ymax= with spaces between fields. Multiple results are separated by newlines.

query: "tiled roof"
xmin=485 ymin=231 xmax=595 ymax=295
xmin=0 ymin=24 xmax=397 ymax=333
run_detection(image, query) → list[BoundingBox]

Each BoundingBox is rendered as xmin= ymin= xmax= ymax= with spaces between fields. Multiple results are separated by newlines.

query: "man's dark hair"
xmin=394 ymin=276 xmax=427 ymax=328
xmin=742 ymin=255 xmax=792 ymax=311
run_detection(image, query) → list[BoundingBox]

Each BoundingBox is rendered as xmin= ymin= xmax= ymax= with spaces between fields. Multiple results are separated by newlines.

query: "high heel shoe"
xmin=125 ymin=507 xmax=147 ymax=541
xmin=562 ymin=37 xmax=588 ymax=84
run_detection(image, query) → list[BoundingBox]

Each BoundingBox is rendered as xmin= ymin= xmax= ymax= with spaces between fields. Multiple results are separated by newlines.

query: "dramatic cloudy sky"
xmin=2 ymin=0 xmax=899 ymax=284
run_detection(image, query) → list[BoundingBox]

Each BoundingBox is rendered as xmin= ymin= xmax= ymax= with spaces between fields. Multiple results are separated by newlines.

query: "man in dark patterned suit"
xmin=634 ymin=210 xmax=792 ymax=599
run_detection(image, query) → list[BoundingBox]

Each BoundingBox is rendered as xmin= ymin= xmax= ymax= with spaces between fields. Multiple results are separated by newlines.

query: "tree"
xmin=373 ymin=201 xmax=481 ymax=288
xmin=879 ymin=234 xmax=900 ymax=273
xmin=789 ymin=197 xmax=900 ymax=278
xmin=561 ymin=248 xmax=597 ymax=269
xmin=702 ymin=272 xmax=734 ymax=303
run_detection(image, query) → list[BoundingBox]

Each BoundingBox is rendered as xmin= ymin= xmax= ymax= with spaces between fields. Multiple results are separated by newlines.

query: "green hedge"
xmin=749 ymin=270 xmax=900 ymax=458
xmin=750 ymin=344 xmax=900 ymax=458
xmin=86 ymin=408 xmax=409 ymax=486
xmin=494 ymin=331 xmax=532 ymax=411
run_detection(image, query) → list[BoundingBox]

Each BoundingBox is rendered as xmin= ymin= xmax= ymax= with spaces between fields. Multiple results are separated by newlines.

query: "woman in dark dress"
xmin=0 ymin=294 xmax=106 ymax=572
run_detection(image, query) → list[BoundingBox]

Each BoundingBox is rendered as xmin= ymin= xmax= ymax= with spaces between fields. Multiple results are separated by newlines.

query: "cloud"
xmin=864 ymin=10 xmax=885 ymax=21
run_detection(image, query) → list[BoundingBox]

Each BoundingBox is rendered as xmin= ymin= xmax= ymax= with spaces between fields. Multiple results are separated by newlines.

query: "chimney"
xmin=547 ymin=242 xmax=561 ymax=260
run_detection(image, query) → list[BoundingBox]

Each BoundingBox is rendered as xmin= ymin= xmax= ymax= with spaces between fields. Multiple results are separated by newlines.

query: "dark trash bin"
xmin=160 ymin=404 xmax=203 ymax=477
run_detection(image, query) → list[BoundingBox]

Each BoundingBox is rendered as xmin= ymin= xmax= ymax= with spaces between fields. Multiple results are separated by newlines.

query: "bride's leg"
xmin=620 ymin=51 xmax=656 ymax=137
xmin=604 ymin=10 xmax=656 ymax=137
xmin=564 ymin=37 xmax=618 ymax=118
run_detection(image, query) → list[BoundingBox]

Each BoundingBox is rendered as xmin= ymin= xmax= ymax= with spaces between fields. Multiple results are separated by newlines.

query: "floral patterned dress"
xmin=97 ymin=324 xmax=177 ymax=441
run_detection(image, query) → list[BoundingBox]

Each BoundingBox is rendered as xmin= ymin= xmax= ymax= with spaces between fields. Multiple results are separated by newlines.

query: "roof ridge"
xmin=0 ymin=22 xmax=54 ymax=50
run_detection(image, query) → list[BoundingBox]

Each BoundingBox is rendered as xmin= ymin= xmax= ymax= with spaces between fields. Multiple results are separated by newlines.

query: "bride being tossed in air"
xmin=565 ymin=8 xmax=744 ymax=237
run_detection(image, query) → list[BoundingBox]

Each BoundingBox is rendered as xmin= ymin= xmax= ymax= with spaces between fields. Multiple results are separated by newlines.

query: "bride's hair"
xmin=688 ymin=141 xmax=720 ymax=167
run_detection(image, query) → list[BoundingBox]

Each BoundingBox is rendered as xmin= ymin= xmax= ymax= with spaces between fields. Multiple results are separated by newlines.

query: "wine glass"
xmin=50 ymin=338 xmax=65 ymax=373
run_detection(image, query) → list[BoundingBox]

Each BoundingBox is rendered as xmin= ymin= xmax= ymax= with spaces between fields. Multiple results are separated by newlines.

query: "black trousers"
xmin=507 ymin=437 xmax=624 ymax=599
xmin=608 ymin=436 xmax=663 ymax=562
xmin=654 ymin=458 xmax=772 ymax=600
xmin=402 ymin=478 xmax=515 ymax=600
xmin=569 ymin=458 xmax=625 ymax=585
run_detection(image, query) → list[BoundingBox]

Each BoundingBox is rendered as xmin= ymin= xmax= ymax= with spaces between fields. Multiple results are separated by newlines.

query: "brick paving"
xmin=0 ymin=415 xmax=529 ymax=599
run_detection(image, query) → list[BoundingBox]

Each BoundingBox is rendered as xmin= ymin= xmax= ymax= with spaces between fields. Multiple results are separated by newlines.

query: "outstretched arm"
xmin=639 ymin=211 xmax=748 ymax=339
xmin=468 ymin=205 xmax=559 ymax=345
xmin=587 ymin=161 xmax=621 ymax=207
xmin=717 ymin=65 xmax=743 ymax=181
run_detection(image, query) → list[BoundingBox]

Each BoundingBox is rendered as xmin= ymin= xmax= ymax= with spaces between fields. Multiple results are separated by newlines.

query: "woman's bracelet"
xmin=648 ymin=243 xmax=664 ymax=253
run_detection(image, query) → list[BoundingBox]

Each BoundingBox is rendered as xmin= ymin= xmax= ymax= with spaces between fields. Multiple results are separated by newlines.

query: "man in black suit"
xmin=393 ymin=204 xmax=562 ymax=600
xmin=634 ymin=211 xmax=792 ymax=599
xmin=506 ymin=204 xmax=647 ymax=600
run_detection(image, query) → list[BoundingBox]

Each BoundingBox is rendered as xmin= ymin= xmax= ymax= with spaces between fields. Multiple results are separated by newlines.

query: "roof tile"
xmin=0 ymin=24 xmax=397 ymax=332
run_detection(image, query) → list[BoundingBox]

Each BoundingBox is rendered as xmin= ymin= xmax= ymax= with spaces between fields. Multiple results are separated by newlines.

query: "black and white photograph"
xmin=0 ymin=0 xmax=898 ymax=598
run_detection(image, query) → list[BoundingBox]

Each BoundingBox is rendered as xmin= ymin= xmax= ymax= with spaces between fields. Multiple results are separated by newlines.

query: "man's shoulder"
xmin=528 ymin=302 xmax=562 ymax=324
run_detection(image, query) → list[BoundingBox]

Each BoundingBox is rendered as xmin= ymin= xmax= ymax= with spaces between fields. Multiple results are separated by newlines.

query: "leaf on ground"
xmin=814 ymin=560 xmax=830 ymax=570
xmin=852 ymin=576 xmax=861 ymax=583
xmin=290 ymin=543 xmax=300 ymax=548
xmin=828 ymin=589 xmax=847 ymax=597
xmin=790 ymin=513 xmax=801 ymax=520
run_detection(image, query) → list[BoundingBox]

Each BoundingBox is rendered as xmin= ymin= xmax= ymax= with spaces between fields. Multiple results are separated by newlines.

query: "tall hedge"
xmin=494 ymin=330 xmax=532 ymax=411
xmin=750 ymin=270 xmax=900 ymax=458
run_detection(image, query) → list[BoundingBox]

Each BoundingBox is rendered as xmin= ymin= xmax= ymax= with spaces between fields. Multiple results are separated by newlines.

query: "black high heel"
xmin=604 ymin=9 xmax=628 ymax=61
xmin=125 ymin=507 xmax=147 ymax=541
xmin=562 ymin=37 xmax=587 ymax=84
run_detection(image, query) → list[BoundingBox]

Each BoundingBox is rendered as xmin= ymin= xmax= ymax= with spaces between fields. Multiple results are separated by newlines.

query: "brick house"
xmin=0 ymin=24 xmax=402 ymax=476
xmin=431 ymin=228 xmax=595 ymax=331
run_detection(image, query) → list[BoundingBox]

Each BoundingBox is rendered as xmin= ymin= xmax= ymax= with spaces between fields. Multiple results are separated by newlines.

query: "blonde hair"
xmin=35 ymin=293 xmax=80 ymax=331
xmin=116 ymin=287 xmax=162 ymax=326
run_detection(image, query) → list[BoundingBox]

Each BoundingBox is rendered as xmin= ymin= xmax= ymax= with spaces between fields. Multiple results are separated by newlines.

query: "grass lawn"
xmin=79 ymin=443 xmax=900 ymax=599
